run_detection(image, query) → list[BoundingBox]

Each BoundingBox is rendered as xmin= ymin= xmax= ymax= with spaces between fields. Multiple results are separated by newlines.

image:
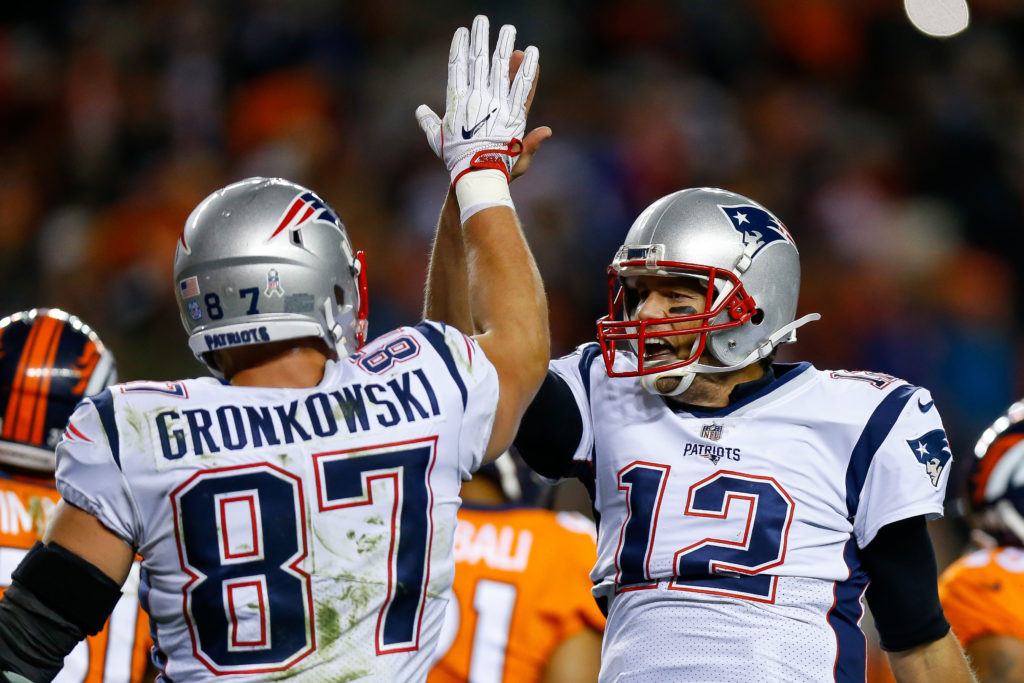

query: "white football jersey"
xmin=55 ymin=322 xmax=498 ymax=682
xmin=551 ymin=344 xmax=953 ymax=683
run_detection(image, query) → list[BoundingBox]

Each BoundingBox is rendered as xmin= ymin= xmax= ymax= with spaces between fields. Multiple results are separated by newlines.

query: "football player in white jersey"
xmin=0 ymin=15 xmax=549 ymax=683
xmin=427 ymin=180 xmax=976 ymax=680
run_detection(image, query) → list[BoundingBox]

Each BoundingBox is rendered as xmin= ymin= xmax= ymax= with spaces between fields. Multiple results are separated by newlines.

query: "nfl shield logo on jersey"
xmin=701 ymin=423 xmax=723 ymax=441
xmin=907 ymin=429 xmax=952 ymax=486
xmin=187 ymin=300 xmax=202 ymax=320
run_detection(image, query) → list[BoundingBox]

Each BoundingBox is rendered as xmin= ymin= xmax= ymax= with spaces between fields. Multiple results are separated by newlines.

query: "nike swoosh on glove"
xmin=417 ymin=15 xmax=539 ymax=186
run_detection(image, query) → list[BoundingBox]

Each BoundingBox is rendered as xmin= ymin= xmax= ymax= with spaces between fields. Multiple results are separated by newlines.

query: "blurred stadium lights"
xmin=904 ymin=0 xmax=970 ymax=37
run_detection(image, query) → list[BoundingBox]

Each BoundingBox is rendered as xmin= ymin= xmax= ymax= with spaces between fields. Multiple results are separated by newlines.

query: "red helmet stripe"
xmin=268 ymin=198 xmax=305 ymax=240
xmin=973 ymin=433 xmax=1024 ymax=505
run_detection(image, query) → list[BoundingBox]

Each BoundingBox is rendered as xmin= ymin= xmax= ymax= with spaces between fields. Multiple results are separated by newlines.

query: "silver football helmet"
xmin=596 ymin=187 xmax=819 ymax=395
xmin=174 ymin=177 xmax=367 ymax=377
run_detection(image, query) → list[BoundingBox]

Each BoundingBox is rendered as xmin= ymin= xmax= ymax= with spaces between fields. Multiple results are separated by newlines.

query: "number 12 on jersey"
xmin=615 ymin=465 xmax=794 ymax=602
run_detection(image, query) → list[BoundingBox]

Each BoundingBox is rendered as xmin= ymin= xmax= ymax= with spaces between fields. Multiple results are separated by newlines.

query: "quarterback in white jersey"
xmin=549 ymin=350 xmax=949 ymax=681
xmin=0 ymin=17 xmax=549 ymax=682
xmin=427 ymin=187 xmax=976 ymax=682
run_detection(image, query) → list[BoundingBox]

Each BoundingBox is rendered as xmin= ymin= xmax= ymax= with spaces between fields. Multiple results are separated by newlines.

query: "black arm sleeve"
xmin=861 ymin=516 xmax=950 ymax=652
xmin=0 ymin=581 xmax=86 ymax=682
xmin=511 ymin=370 xmax=583 ymax=479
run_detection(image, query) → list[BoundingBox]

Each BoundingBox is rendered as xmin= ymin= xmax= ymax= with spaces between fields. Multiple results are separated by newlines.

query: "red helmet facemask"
xmin=595 ymin=260 xmax=758 ymax=378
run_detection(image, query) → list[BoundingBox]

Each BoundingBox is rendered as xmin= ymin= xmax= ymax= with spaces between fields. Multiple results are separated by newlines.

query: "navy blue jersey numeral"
xmin=172 ymin=464 xmax=314 ymax=674
xmin=615 ymin=467 xmax=794 ymax=602
xmin=358 ymin=336 xmax=420 ymax=374
xmin=671 ymin=472 xmax=795 ymax=601
xmin=313 ymin=437 xmax=436 ymax=653
xmin=615 ymin=462 xmax=669 ymax=586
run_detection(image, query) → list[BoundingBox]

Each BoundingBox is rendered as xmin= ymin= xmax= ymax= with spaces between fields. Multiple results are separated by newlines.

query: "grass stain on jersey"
xmin=356 ymin=532 xmax=384 ymax=554
xmin=446 ymin=335 xmax=473 ymax=372
xmin=316 ymin=602 xmax=342 ymax=644
xmin=338 ymin=582 xmax=374 ymax=629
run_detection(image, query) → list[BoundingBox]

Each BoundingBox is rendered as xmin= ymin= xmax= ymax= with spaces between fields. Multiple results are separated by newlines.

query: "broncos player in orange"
xmin=938 ymin=400 xmax=1024 ymax=681
xmin=0 ymin=309 xmax=153 ymax=682
xmin=428 ymin=452 xmax=604 ymax=683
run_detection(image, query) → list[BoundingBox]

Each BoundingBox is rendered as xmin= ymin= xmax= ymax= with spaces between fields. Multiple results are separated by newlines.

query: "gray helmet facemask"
xmin=597 ymin=187 xmax=820 ymax=396
xmin=173 ymin=177 xmax=367 ymax=378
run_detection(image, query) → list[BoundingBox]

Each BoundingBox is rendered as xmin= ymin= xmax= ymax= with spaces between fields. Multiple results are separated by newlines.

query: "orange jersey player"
xmin=430 ymin=453 xmax=604 ymax=683
xmin=0 ymin=309 xmax=152 ymax=682
xmin=938 ymin=398 xmax=1024 ymax=681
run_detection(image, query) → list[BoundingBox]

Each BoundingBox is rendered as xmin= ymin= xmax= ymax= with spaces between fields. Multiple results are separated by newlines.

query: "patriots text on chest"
xmin=153 ymin=369 xmax=441 ymax=459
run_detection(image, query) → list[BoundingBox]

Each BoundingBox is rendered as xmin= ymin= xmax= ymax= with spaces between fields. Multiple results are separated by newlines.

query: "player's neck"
xmin=225 ymin=345 xmax=331 ymax=389
xmin=674 ymin=362 xmax=768 ymax=409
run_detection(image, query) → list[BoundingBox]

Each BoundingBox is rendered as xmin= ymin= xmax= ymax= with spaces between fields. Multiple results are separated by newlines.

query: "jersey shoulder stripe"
xmin=577 ymin=343 xmax=601 ymax=401
xmin=845 ymin=383 xmax=920 ymax=516
xmin=88 ymin=389 xmax=120 ymax=470
xmin=414 ymin=321 xmax=467 ymax=408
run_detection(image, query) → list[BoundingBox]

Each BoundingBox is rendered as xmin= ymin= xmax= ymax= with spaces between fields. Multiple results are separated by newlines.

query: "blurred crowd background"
xmin=1 ymin=1 xmax=1022 ymax=563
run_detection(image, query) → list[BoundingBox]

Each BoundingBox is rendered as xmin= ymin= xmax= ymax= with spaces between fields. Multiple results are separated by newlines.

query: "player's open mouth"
xmin=643 ymin=338 xmax=677 ymax=363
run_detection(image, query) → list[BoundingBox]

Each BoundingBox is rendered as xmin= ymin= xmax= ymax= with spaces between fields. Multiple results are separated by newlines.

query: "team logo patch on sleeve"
xmin=907 ymin=429 xmax=952 ymax=486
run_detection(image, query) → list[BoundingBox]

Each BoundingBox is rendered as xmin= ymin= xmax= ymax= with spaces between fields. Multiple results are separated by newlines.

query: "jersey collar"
xmin=664 ymin=361 xmax=813 ymax=417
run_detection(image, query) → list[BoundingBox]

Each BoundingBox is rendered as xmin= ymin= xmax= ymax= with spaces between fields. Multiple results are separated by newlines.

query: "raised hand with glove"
xmin=417 ymin=15 xmax=540 ymax=222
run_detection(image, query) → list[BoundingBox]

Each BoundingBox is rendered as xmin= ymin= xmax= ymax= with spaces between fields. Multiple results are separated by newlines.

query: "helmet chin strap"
xmin=638 ymin=313 xmax=821 ymax=397
xmin=640 ymin=369 xmax=696 ymax=397
xmin=323 ymin=299 xmax=351 ymax=359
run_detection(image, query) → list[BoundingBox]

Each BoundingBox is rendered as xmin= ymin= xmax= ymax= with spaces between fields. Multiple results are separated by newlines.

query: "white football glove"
xmin=416 ymin=15 xmax=539 ymax=186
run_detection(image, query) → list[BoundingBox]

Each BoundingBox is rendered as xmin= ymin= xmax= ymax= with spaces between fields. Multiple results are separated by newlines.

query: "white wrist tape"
xmin=455 ymin=169 xmax=514 ymax=223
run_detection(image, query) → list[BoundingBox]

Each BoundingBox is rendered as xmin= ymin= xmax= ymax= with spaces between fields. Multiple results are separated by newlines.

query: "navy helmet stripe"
xmin=413 ymin=322 xmax=467 ymax=408
xmin=845 ymin=384 xmax=918 ymax=516
xmin=827 ymin=538 xmax=869 ymax=682
xmin=90 ymin=389 xmax=122 ymax=470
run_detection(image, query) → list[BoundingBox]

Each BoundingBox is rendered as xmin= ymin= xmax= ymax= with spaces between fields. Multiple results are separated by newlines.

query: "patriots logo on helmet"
xmin=269 ymin=191 xmax=344 ymax=241
xmin=719 ymin=204 xmax=794 ymax=258
xmin=907 ymin=429 xmax=953 ymax=487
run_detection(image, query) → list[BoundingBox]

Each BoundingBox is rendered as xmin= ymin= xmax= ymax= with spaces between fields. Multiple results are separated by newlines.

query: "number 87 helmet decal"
xmin=174 ymin=177 xmax=368 ymax=378
xmin=596 ymin=188 xmax=820 ymax=396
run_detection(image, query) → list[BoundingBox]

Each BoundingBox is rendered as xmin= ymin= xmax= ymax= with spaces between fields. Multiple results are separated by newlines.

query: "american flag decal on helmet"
xmin=269 ymin=191 xmax=343 ymax=241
